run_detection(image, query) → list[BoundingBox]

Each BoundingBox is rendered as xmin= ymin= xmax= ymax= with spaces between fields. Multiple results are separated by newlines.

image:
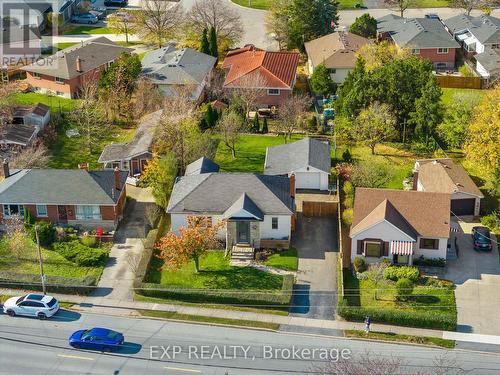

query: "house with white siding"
xmin=350 ymin=188 xmax=451 ymax=266
xmin=167 ymin=158 xmax=296 ymax=253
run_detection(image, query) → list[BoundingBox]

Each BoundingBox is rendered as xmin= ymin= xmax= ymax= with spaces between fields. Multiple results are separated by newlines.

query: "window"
xmin=437 ymin=48 xmax=449 ymax=54
xmin=76 ymin=205 xmax=101 ymax=220
xmin=420 ymin=238 xmax=439 ymax=250
xmin=328 ymin=68 xmax=337 ymax=74
xmin=36 ymin=205 xmax=48 ymax=217
xmin=54 ymin=77 xmax=65 ymax=84
xmin=272 ymin=217 xmax=278 ymax=230
xmin=56 ymin=91 xmax=65 ymax=97
xmin=32 ymin=72 xmax=41 ymax=79
xmin=267 ymin=88 xmax=280 ymax=96
xmin=3 ymin=204 xmax=24 ymax=217
xmin=364 ymin=241 xmax=381 ymax=257
xmin=411 ymin=48 xmax=420 ymax=55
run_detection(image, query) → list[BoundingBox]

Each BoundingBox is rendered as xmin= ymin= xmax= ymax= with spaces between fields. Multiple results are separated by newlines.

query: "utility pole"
xmin=35 ymin=225 xmax=47 ymax=295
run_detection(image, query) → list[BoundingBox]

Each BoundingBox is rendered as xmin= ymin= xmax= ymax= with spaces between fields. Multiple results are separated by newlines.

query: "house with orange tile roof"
xmin=221 ymin=45 xmax=300 ymax=107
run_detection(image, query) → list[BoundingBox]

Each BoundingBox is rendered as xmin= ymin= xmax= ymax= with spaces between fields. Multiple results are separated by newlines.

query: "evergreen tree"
xmin=261 ymin=117 xmax=269 ymax=134
xmin=200 ymin=28 xmax=210 ymax=55
xmin=24 ymin=208 xmax=35 ymax=228
xmin=310 ymin=64 xmax=335 ymax=96
xmin=252 ymin=115 xmax=260 ymax=133
xmin=208 ymin=26 xmax=218 ymax=58
xmin=348 ymin=13 xmax=377 ymax=39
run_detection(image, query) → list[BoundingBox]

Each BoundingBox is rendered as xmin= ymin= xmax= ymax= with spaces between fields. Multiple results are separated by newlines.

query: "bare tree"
xmin=134 ymin=78 xmax=164 ymax=118
xmin=186 ymin=0 xmax=243 ymax=47
xmin=450 ymin=0 xmax=491 ymax=15
xmin=107 ymin=11 xmax=136 ymax=44
xmin=228 ymin=73 xmax=268 ymax=117
xmin=275 ymin=93 xmax=312 ymax=142
xmin=385 ymin=0 xmax=414 ymax=17
xmin=9 ymin=143 xmax=50 ymax=169
xmin=136 ymin=0 xmax=185 ymax=48
xmin=216 ymin=110 xmax=246 ymax=158
xmin=4 ymin=216 xmax=28 ymax=260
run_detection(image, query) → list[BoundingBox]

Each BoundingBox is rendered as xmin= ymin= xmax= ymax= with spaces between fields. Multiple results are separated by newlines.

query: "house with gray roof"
xmin=141 ymin=45 xmax=216 ymax=102
xmin=185 ymin=157 xmax=220 ymax=176
xmin=0 ymin=161 xmax=128 ymax=230
xmin=22 ymin=37 xmax=132 ymax=98
xmin=443 ymin=14 xmax=499 ymax=55
xmin=377 ymin=15 xmax=460 ymax=70
xmin=98 ymin=110 xmax=162 ymax=180
xmin=264 ymin=137 xmax=331 ymax=190
xmin=167 ymin=172 xmax=296 ymax=252
xmin=475 ymin=47 xmax=500 ymax=79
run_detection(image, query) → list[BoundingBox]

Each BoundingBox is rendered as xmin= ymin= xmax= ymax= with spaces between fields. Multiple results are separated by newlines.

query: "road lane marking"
xmin=164 ymin=366 xmax=201 ymax=373
xmin=58 ymin=354 xmax=95 ymax=361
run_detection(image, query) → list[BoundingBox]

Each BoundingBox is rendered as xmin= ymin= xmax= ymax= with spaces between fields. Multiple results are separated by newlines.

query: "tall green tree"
xmin=208 ymin=26 xmax=218 ymax=58
xmin=409 ymin=77 xmax=443 ymax=144
xmin=348 ymin=13 xmax=377 ymax=39
xmin=310 ymin=64 xmax=335 ymax=96
xmin=200 ymin=27 xmax=210 ymax=55
xmin=252 ymin=114 xmax=260 ymax=133
xmin=261 ymin=117 xmax=269 ymax=134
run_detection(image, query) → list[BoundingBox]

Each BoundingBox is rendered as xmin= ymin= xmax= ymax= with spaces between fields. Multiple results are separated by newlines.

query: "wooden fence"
xmin=435 ymin=75 xmax=482 ymax=89
xmin=302 ymin=201 xmax=337 ymax=217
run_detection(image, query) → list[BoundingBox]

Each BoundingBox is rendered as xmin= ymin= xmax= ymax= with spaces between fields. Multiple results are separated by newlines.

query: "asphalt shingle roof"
xmin=185 ymin=157 xmax=220 ymax=176
xmin=444 ymin=14 xmax=500 ymax=44
xmin=222 ymin=193 xmax=264 ymax=221
xmin=264 ymin=137 xmax=331 ymax=175
xmin=377 ymin=15 xmax=460 ymax=49
xmin=167 ymin=173 xmax=294 ymax=215
xmin=0 ymin=169 xmax=128 ymax=205
xmin=475 ymin=48 xmax=500 ymax=73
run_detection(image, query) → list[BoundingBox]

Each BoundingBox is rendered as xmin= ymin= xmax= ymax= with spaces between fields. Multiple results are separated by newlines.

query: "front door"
xmin=58 ymin=205 xmax=67 ymax=223
xmin=236 ymin=222 xmax=250 ymax=244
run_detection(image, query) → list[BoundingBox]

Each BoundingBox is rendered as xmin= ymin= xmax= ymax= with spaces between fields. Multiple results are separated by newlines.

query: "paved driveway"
xmin=289 ymin=214 xmax=338 ymax=320
xmin=445 ymin=221 xmax=500 ymax=335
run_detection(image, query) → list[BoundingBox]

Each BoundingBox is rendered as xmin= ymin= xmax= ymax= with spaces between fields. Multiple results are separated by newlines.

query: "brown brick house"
xmin=221 ymin=45 xmax=300 ymax=108
xmin=0 ymin=162 xmax=127 ymax=231
xmin=21 ymin=37 xmax=132 ymax=99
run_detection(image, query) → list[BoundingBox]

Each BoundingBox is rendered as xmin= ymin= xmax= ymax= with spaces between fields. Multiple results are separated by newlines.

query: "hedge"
xmin=137 ymin=274 xmax=294 ymax=307
xmin=0 ymin=271 xmax=97 ymax=295
xmin=383 ymin=266 xmax=420 ymax=282
xmin=337 ymin=298 xmax=456 ymax=331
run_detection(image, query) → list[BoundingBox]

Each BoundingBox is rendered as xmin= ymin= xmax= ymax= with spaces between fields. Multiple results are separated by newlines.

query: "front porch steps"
xmin=230 ymin=245 xmax=255 ymax=266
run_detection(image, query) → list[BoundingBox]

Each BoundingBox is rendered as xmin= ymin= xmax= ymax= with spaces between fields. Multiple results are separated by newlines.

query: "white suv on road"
xmin=2 ymin=294 xmax=60 ymax=319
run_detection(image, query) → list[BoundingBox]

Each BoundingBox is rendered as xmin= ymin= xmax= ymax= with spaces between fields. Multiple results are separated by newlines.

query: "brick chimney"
xmin=289 ymin=173 xmax=295 ymax=198
xmin=114 ymin=167 xmax=121 ymax=191
xmin=2 ymin=159 xmax=9 ymax=178
xmin=76 ymin=56 xmax=82 ymax=72
xmin=78 ymin=162 xmax=89 ymax=171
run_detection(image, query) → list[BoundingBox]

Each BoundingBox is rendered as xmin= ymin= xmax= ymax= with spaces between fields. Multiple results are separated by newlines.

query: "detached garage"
xmin=414 ymin=158 xmax=484 ymax=216
xmin=263 ymin=137 xmax=331 ymax=190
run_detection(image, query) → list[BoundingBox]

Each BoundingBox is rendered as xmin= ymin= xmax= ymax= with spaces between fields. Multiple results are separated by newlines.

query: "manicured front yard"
xmin=231 ymin=0 xmax=365 ymax=10
xmin=147 ymin=250 xmax=283 ymax=290
xmin=62 ymin=25 xmax=112 ymax=35
xmin=263 ymin=248 xmax=298 ymax=271
xmin=340 ymin=271 xmax=457 ymax=330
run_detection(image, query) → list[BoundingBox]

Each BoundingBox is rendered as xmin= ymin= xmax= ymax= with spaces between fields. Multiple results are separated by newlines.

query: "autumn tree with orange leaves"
xmin=156 ymin=216 xmax=224 ymax=273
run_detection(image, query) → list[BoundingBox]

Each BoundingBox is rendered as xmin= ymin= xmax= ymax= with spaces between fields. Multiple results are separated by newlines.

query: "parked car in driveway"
xmin=472 ymin=226 xmax=493 ymax=251
xmin=89 ymin=9 xmax=106 ymax=20
xmin=104 ymin=0 xmax=128 ymax=7
xmin=69 ymin=328 xmax=124 ymax=351
xmin=2 ymin=294 xmax=59 ymax=319
xmin=71 ymin=13 xmax=99 ymax=24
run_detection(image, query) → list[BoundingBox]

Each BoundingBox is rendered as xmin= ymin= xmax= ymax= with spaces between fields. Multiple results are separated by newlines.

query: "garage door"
xmin=295 ymin=172 xmax=321 ymax=190
xmin=451 ymin=198 xmax=475 ymax=216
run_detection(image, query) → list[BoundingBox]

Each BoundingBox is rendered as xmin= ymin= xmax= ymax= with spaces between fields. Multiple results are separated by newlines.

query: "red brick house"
xmin=22 ymin=37 xmax=132 ymax=99
xmin=377 ymin=15 xmax=460 ymax=70
xmin=221 ymin=45 xmax=300 ymax=107
xmin=0 ymin=162 xmax=127 ymax=231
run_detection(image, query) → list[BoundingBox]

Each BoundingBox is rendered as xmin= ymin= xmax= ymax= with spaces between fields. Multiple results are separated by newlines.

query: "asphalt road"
xmin=1 ymin=309 xmax=500 ymax=374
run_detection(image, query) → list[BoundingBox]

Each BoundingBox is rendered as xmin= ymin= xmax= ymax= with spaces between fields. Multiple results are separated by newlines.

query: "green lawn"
xmin=62 ymin=25 xmax=112 ymax=35
xmin=11 ymin=92 xmax=79 ymax=113
xmin=344 ymin=330 xmax=455 ymax=348
xmin=412 ymin=0 xmax=449 ymax=7
xmin=440 ymin=88 xmax=485 ymax=107
xmin=147 ymin=250 xmax=284 ymax=290
xmin=231 ymin=0 xmax=364 ymax=10
xmin=49 ymin=122 xmax=135 ymax=170
xmin=263 ymin=248 xmax=298 ymax=271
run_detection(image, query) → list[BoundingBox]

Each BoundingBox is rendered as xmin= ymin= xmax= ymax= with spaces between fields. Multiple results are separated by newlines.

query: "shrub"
xmin=395 ymin=278 xmax=414 ymax=301
xmin=459 ymin=64 xmax=475 ymax=77
xmin=30 ymin=221 xmax=56 ymax=247
xmin=343 ymin=181 xmax=354 ymax=197
xmin=353 ymin=256 xmax=367 ymax=273
xmin=342 ymin=208 xmax=353 ymax=226
xmin=53 ymin=240 xmax=108 ymax=267
xmin=481 ymin=211 xmax=499 ymax=232
xmin=23 ymin=209 xmax=35 ymax=227
xmin=384 ymin=266 xmax=419 ymax=282
xmin=80 ymin=235 xmax=97 ymax=248
xmin=343 ymin=195 xmax=354 ymax=208
xmin=424 ymin=277 xmax=454 ymax=288
xmin=342 ymin=149 xmax=352 ymax=162
xmin=413 ymin=256 xmax=446 ymax=267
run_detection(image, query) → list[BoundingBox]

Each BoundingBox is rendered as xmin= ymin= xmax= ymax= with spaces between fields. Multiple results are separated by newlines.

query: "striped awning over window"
xmin=390 ymin=241 xmax=414 ymax=255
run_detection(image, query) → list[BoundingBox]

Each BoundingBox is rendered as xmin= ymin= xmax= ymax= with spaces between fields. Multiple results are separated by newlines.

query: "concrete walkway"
xmin=91 ymin=186 xmax=155 ymax=301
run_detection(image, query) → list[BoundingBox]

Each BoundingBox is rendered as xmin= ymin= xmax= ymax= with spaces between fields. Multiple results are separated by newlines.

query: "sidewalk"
xmin=3 ymin=288 xmax=500 ymax=346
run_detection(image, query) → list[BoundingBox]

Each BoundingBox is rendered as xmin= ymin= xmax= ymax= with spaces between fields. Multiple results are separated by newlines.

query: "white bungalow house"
xmin=264 ymin=137 xmax=331 ymax=190
xmin=413 ymin=158 xmax=483 ymax=216
xmin=350 ymin=188 xmax=451 ymax=265
xmin=167 ymin=158 xmax=296 ymax=253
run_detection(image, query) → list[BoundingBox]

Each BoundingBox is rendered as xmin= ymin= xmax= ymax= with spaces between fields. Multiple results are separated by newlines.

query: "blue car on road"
xmin=69 ymin=328 xmax=124 ymax=351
